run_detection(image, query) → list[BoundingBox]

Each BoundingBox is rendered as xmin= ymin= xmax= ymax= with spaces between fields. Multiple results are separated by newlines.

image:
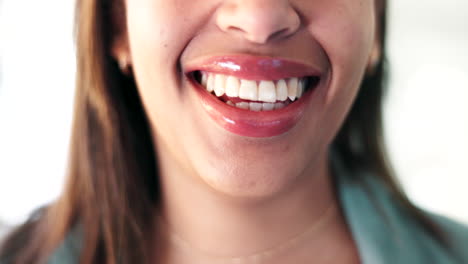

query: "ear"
xmin=111 ymin=33 xmax=132 ymax=75
xmin=366 ymin=0 xmax=384 ymax=75
xmin=366 ymin=38 xmax=381 ymax=75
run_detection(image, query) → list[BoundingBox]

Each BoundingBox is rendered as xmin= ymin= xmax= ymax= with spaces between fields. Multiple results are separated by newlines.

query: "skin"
xmin=112 ymin=0 xmax=380 ymax=263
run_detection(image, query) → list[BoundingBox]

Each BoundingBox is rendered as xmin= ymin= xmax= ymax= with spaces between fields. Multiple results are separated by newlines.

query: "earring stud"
xmin=366 ymin=47 xmax=380 ymax=75
xmin=118 ymin=57 xmax=131 ymax=75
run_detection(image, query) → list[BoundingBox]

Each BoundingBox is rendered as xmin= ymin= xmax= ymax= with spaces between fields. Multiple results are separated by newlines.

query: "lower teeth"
xmin=226 ymin=100 xmax=289 ymax=111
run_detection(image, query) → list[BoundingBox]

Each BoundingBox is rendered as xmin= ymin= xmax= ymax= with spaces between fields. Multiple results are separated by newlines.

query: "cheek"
xmin=124 ymin=1 xmax=195 ymax=129
xmin=124 ymin=0 xmax=223 ymax=171
xmin=310 ymin=1 xmax=376 ymax=103
xmin=125 ymin=0 xmax=217 ymax=107
xmin=295 ymin=0 xmax=376 ymax=147
xmin=125 ymin=0 xmax=215 ymax=66
xmin=125 ymin=0 xmax=186 ymax=82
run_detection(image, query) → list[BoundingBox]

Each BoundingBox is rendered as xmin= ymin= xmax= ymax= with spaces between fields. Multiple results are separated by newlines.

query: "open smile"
xmin=185 ymin=55 xmax=323 ymax=138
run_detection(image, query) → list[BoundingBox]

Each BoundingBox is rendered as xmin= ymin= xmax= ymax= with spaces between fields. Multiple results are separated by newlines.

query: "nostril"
xmin=225 ymin=25 xmax=292 ymax=42
xmin=215 ymin=1 xmax=301 ymax=45
xmin=267 ymin=28 xmax=292 ymax=42
xmin=226 ymin=25 xmax=247 ymax=35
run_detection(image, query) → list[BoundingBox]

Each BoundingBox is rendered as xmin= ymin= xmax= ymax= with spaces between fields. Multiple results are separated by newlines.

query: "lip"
xmin=185 ymin=55 xmax=322 ymax=138
xmin=184 ymin=54 xmax=323 ymax=80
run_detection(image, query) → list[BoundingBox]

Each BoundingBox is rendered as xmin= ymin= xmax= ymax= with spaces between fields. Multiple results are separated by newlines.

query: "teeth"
xmin=274 ymin=102 xmax=285 ymax=110
xmin=262 ymin=103 xmax=275 ymax=111
xmin=276 ymin=79 xmax=288 ymax=101
xmin=214 ymin=74 xmax=226 ymax=96
xmin=201 ymin=72 xmax=208 ymax=87
xmin=249 ymin=102 xmax=262 ymax=111
xmin=297 ymin=79 xmax=305 ymax=98
xmin=239 ymin=80 xmax=258 ymax=101
xmin=225 ymin=76 xmax=240 ymax=97
xmin=199 ymin=72 xmax=313 ymax=110
xmin=236 ymin=102 xmax=249 ymax=109
xmin=258 ymin=81 xmax=276 ymax=103
xmin=233 ymin=102 xmax=284 ymax=111
xmin=288 ymin=78 xmax=298 ymax=101
xmin=207 ymin=73 xmax=215 ymax=92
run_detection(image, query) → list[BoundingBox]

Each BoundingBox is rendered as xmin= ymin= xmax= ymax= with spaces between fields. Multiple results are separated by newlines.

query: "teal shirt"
xmin=40 ymin=160 xmax=468 ymax=263
xmin=333 ymin=158 xmax=468 ymax=264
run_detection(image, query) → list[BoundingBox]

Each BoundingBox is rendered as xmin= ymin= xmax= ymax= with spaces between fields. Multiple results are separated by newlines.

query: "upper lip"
xmin=184 ymin=54 xmax=323 ymax=81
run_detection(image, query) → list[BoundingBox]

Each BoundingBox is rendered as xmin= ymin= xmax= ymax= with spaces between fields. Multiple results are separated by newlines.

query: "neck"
xmin=153 ymin=149 xmax=350 ymax=263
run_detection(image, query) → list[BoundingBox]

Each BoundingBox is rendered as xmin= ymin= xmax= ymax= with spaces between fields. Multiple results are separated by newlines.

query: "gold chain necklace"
xmin=158 ymin=203 xmax=337 ymax=264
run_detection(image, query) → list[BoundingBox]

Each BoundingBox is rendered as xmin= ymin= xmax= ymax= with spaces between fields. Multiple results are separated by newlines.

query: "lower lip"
xmin=190 ymin=79 xmax=315 ymax=138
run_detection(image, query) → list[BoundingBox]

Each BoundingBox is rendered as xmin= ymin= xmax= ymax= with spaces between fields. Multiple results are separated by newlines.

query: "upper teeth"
xmin=201 ymin=72 xmax=307 ymax=103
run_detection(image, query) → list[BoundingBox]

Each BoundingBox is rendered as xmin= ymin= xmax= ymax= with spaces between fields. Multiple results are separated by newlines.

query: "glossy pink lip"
xmin=185 ymin=55 xmax=322 ymax=80
xmin=185 ymin=55 xmax=321 ymax=138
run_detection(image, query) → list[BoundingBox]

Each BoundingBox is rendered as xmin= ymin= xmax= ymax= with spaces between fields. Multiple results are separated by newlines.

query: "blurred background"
xmin=0 ymin=0 xmax=467 ymax=239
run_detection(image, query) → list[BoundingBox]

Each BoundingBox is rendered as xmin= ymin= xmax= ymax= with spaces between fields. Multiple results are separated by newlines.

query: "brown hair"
xmin=0 ymin=0 xmax=446 ymax=263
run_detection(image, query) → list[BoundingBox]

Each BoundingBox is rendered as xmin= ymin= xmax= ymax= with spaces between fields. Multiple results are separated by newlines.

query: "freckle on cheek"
xmin=247 ymin=181 xmax=257 ymax=188
xmin=281 ymin=145 xmax=291 ymax=153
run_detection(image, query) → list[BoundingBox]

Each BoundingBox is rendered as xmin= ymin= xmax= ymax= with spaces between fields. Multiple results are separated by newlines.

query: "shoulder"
xmin=0 ymin=208 xmax=81 ymax=264
xmin=46 ymin=226 xmax=82 ymax=264
xmin=364 ymin=175 xmax=468 ymax=264
xmin=427 ymin=212 xmax=468 ymax=263
xmin=334 ymin=164 xmax=468 ymax=264
xmin=0 ymin=219 xmax=38 ymax=264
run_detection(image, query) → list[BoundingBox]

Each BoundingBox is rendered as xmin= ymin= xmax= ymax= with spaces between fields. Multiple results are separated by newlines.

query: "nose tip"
xmin=216 ymin=0 xmax=301 ymax=44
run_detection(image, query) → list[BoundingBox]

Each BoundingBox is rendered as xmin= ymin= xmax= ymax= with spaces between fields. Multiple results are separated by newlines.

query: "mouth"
xmin=185 ymin=55 xmax=323 ymax=138
xmin=191 ymin=71 xmax=320 ymax=111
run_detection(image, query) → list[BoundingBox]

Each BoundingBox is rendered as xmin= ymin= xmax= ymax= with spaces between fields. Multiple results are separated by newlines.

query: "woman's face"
xmin=114 ymin=0 xmax=378 ymax=197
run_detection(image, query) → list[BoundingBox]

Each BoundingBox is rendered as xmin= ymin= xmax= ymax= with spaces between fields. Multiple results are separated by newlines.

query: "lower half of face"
xmin=124 ymin=0 xmax=377 ymax=198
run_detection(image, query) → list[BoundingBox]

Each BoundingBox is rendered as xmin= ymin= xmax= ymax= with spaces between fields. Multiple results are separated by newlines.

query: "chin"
xmin=191 ymin=148 xmax=316 ymax=199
